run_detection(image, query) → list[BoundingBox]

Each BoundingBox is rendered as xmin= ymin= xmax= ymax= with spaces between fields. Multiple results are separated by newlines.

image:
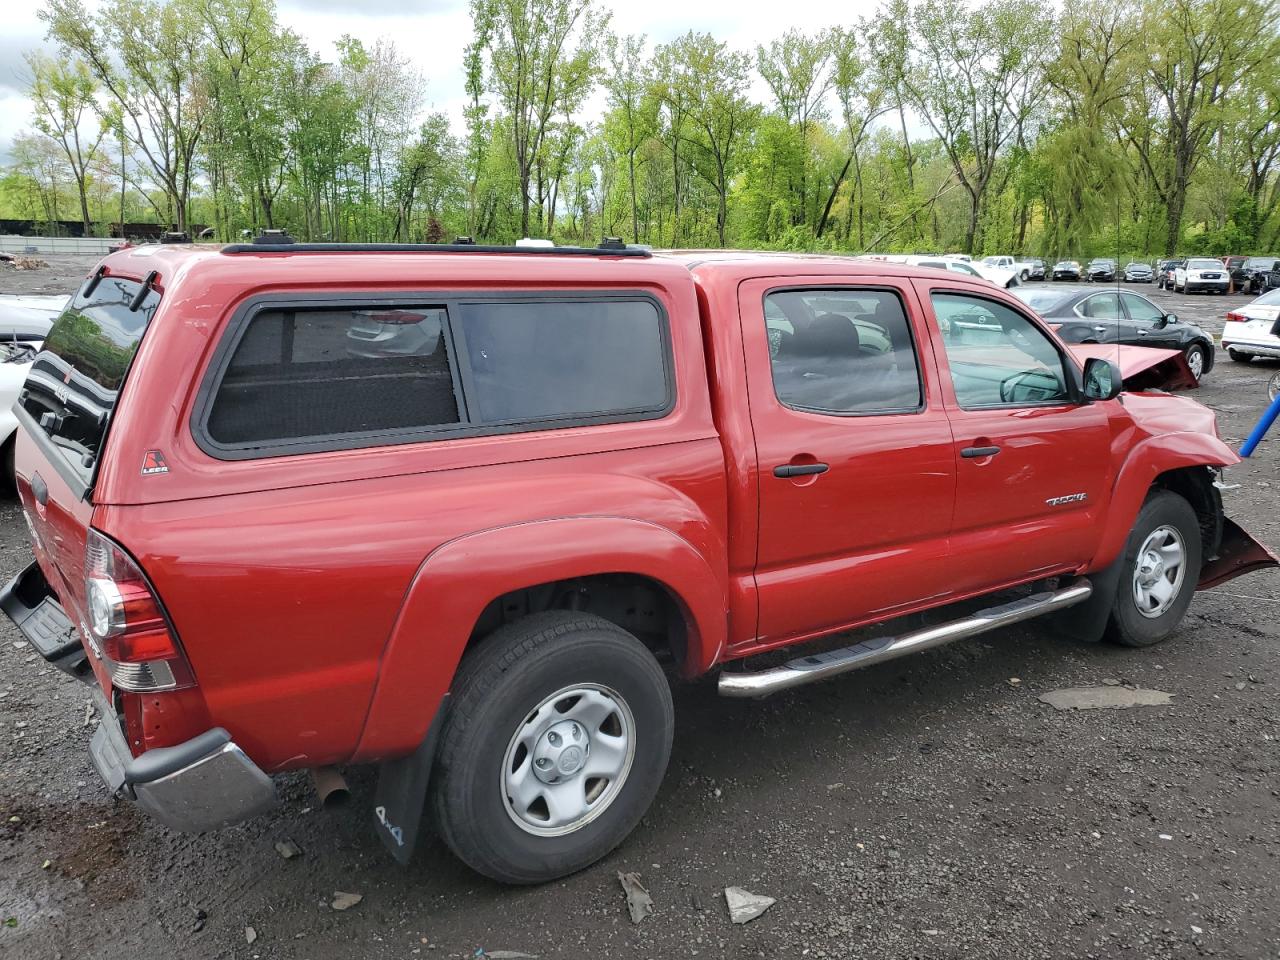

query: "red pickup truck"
xmin=3 ymin=240 xmax=1273 ymax=884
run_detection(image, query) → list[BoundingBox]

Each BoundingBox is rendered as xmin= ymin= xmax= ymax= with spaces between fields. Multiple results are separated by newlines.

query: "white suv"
xmin=1174 ymin=258 xmax=1229 ymax=294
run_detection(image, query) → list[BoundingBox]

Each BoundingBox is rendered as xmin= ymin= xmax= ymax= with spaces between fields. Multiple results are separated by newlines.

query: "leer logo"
xmin=141 ymin=450 xmax=169 ymax=475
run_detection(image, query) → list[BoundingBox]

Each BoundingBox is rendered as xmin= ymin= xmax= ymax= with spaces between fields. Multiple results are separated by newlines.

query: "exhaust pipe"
xmin=310 ymin=766 xmax=350 ymax=807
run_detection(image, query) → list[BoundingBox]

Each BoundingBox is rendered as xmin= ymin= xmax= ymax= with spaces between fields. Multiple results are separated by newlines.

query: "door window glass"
xmin=764 ymin=289 xmax=922 ymax=414
xmin=932 ymin=293 xmax=1070 ymax=408
xmin=1120 ymin=292 xmax=1164 ymax=324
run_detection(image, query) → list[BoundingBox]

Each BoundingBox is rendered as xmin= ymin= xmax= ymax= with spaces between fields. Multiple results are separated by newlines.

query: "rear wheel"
xmin=1105 ymin=490 xmax=1202 ymax=647
xmin=431 ymin=612 xmax=674 ymax=884
xmin=1183 ymin=343 xmax=1207 ymax=381
xmin=1227 ymin=348 xmax=1251 ymax=363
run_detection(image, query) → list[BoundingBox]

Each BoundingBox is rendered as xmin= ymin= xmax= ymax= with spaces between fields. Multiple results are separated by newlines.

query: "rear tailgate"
xmin=13 ymin=272 xmax=161 ymax=691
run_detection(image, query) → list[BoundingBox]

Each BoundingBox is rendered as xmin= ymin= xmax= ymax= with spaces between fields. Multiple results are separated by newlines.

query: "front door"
xmin=739 ymin=278 xmax=958 ymax=647
xmin=920 ymin=283 xmax=1114 ymax=595
xmin=1120 ymin=291 xmax=1181 ymax=349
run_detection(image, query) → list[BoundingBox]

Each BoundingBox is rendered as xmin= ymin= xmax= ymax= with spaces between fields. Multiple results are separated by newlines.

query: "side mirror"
xmin=1083 ymin=357 xmax=1122 ymax=401
xmin=1163 ymin=313 xmax=1178 ymax=325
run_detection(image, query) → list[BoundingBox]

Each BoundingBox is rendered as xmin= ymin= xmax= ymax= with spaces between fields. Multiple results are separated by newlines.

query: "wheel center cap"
xmin=558 ymin=745 xmax=585 ymax=776
xmin=1138 ymin=552 xmax=1164 ymax=586
xmin=532 ymin=719 xmax=591 ymax=784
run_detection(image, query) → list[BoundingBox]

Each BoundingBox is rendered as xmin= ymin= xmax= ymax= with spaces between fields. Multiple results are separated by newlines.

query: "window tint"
xmin=207 ymin=306 xmax=460 ymax=446
xmin=1120 ymin=292 xmax=1164 ymax=323
xmin=1077 ymin=293 xmax=1123 ymax=319
xmin=457 ymin=299 xmax=668 ymax=423
xmin=22 ymin=277 xmax=160 ymax=482
xmin=764 ymin=289 xmax=922 ymax=414
xmin=932 ymin=293 xmax=1070 ymax=408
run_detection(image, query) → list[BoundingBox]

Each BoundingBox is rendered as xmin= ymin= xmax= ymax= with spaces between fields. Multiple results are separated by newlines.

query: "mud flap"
xmin=1047 ymin=558 xmax=1124 ymax=644
xmin=371 ymin=696 xmax=448 ymax=865
xmin=1198 ymin=518 xmax=1280 ymax=589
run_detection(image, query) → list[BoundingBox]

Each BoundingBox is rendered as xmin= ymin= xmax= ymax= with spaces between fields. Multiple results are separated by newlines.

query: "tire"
xmin=1183 ymin=343 xmax=1207 ymax=381
xmin=1227 ymin=348 xmax=1251 ymax=363
xmin=431 ymin=611 xmax=674 ymax=884
xmin=1105 ymin=490 xmax=1203 ymax=647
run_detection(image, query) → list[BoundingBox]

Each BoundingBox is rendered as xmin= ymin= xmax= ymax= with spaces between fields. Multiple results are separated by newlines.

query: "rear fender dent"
xmin=353 ymin=517 xmax=727 ymax=759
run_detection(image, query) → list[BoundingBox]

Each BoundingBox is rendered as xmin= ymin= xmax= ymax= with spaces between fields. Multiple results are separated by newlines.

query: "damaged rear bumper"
xmin=2 ymin=561 xmax=277 ymax=833
xmin=90 ymin=695 xmax=278 ymax=832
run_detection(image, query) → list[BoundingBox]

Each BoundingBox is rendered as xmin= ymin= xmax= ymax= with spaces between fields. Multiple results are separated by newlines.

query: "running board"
xmin=718 ymin=578 xmax=1093 ymax=699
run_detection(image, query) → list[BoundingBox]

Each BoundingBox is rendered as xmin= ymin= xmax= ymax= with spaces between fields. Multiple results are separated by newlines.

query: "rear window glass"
xmin=203 ymin=296 xmax=671 ymax=454
xmin=1010 ymin=288 xmax=1073 ymax=312
xmin=457 ymin=299 xmax=668 ymax=423
xmin=21 ymin=276 xmax=159 ymax=482
xmin=207 ymin=307 xmax=460 ymax=446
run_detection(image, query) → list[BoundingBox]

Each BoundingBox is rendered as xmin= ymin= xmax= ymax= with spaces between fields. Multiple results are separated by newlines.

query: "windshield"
xmin=1245 ymin=257 xmax=1277 ymax=269
xmin=20 ymin=276 xmax=160 ymax=485
xmin=1009 ymin=288 xmax=1074 ymax=312
xmin=1186 ymin=258 xmax=1222 ymax=270
xmin=1252 ymin=288 xmax=1280 ymax=306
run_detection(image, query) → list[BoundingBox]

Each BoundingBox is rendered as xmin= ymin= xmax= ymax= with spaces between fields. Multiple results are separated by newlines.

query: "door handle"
xmin=774 ymin=462 xmax=830 ymax=478
xmin=960 ymin=445 xmax=1001 ymax=459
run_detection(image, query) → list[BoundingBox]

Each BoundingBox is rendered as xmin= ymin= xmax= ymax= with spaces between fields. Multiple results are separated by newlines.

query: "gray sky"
xmin=0 ymin=0 xmax=881 ymax=167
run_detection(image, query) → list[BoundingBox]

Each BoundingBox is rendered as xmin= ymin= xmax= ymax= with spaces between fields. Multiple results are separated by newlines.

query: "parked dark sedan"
xmin=1051 ymin=260 xmax=1081 ymax=281
xmin=1011 ymin=285 xmax=1216 ymax=381
xmin=1086 ymin=258 xmax=1117 ymax=282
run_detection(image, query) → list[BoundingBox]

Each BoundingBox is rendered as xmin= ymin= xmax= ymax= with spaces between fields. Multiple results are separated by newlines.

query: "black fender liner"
xmin=372 ymin=696 xmax=449 ymax=864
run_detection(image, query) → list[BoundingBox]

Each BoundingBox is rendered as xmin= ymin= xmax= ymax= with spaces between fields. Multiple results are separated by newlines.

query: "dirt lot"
xmin=0 ymin=256 xmax=1278 ymax=960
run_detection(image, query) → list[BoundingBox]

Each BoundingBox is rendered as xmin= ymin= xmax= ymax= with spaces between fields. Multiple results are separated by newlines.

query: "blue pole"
xmin=1240 ymin=391 xmax=1280 ymax=457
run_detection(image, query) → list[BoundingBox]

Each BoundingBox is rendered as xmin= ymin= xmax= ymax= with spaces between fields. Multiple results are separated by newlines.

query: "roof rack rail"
xmin=220 ymin=241 xmax=652 ymax=258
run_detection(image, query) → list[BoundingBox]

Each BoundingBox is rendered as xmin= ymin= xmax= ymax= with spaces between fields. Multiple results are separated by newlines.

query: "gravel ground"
xmin=0 ymin=258 xmax=1278 ymax=960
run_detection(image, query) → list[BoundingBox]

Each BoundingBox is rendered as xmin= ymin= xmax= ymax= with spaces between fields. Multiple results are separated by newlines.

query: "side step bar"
xmin=718 ymin=578 xmax=1093 ymax=699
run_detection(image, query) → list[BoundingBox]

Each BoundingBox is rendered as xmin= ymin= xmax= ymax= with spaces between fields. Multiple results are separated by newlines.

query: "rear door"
xmin=15 ymin=275 xmax=161 ymax=642
xmin=919 ymin=282 xmax=1113 ymax=594
xmin=739 ymin=277 xmax=957 ymax=646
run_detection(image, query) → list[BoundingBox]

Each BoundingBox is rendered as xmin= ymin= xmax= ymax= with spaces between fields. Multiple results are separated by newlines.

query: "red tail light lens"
xmin=1225 ymin=312 xmax=1245 ymax=323
xmin=85 ymin=529 xmax=194 ymax=691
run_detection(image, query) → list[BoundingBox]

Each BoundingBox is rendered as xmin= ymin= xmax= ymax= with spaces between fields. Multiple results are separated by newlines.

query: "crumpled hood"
xmin=1068 ymin=343 xmax=1199 ymax=392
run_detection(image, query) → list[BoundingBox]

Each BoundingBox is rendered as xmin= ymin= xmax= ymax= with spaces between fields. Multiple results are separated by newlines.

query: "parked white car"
xmin=859 ymin=254 xmax=1019 ymax=289
xmin=980 ymin=255 xmax=1016 ymax=270
xmin=0 ymin=294 xmax=65 ymax=486
xmin=1222 ymin=288 xmax=1280 ymax=361
xmin=1173 ymin=257 xmax=1230 ymax=294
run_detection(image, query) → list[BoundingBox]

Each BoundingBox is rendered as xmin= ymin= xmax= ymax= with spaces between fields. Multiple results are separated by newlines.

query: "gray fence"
xmin=0 ymin=236 xmax=115 ymax=256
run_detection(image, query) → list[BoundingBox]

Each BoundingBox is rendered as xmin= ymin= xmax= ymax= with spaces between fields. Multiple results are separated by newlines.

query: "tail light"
xmin=1225 ymin=312 xmax=1245 ymax=323
xmin=364 ymin=310 xmax=426 ymax=325
xmin=85 ymin=529 xmax=194 ymax=691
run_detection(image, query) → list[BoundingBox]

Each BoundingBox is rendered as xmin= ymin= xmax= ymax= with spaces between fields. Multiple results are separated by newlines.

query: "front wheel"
xmin=1183 ymin=343 xmax=1207 ymax=381
xmin=1106 ymin=490 xmax=1202 ymax=647
xmin=431 ymin=612 xmax=674 ymax=884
